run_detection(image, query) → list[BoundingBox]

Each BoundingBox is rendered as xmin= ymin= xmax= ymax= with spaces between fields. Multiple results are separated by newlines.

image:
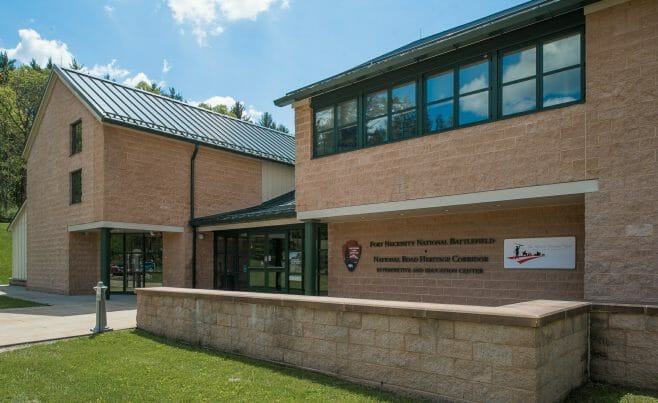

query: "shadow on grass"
xmin=131 ymin=329 xmax=414 ymax=402
xmin=0 ymin=295 xmax=48 ymax=309
xmin=565 ymin=382 xmax=658 ymax=403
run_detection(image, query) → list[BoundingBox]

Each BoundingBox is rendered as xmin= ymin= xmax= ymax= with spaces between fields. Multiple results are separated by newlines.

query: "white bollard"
xmin=91 ymin=281 xmax=112 ymax=333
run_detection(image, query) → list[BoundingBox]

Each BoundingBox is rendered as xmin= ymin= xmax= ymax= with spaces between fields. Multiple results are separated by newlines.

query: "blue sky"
xmin=0 ymin=0 xmax=525 ymax=132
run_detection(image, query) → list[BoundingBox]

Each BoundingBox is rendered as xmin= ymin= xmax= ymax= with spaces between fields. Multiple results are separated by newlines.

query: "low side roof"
xmin=54 ymin=66 xmax=295 ymax=165
xmin=274 ymin=0 xmax=588 ymax=106
xmin=191 ymin=191 xmax=295 ymax=227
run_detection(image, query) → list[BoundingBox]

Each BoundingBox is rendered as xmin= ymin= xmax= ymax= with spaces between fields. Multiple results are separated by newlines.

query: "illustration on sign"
xmin=504 ymin=237 xmax=576 ymax=269
xmin=342 ymin=240 xmax=362 ymax=272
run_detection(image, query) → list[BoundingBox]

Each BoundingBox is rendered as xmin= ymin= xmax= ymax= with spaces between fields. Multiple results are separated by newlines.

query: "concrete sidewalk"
xmin=0 ymin=285 xmax=136 ymax=348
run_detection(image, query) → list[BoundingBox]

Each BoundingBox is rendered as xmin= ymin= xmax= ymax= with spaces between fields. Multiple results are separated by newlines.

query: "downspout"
xmin=190 ymin=143 xmax=199 ymax=288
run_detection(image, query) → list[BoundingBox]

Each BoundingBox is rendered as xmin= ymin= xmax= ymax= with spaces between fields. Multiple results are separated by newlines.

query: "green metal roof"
xmin=55 ymin=66 xmax=295 ymax=165
xmin=191 ymin=191 xmax=296 ymax=227
xmin=274 ymin=0 xmax=587 ymax=107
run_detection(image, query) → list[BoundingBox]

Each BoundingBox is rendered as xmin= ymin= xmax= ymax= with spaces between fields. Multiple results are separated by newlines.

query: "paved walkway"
xmin=0 ymin=285 xmax=136 ymax=348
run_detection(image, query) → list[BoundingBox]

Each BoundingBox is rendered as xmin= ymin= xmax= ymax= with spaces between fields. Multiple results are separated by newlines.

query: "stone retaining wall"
xmin=590 ymin=303 xmax=658 ymax=390
xmin=137 ymin=288 xmax=588 ymax=402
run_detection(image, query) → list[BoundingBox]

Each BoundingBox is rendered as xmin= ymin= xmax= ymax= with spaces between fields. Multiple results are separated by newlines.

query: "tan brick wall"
xmin=197 ymin=233 xmax=214 ymax=289
xmin=293 ymin=0 xmax=658 ymax=305
xmin=68 ymin=232 xmax=100 ymax=294
xmin=26 ymin=77 xmax=104 ymax=294
xmin=137 ymin=289 xmax=588 ymax=402
xmin=294 ymin=100 xmax=588 ymax=212
xmin=26 ymin=75 xmax=266 ymax=293
xmin=583 ymin=0 xmax=658 ymax=304
xmin=329 ymin=204 xmax=584 ymax=306
xmin=590 ymin=305 xmax=658 ymax=390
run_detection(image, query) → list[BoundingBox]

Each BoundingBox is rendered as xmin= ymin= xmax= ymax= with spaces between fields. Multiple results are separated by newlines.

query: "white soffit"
xmin=297 ymin=180 xmax=599 ymax=221
xmin=68 ymin=221 xmax=184 ymax=233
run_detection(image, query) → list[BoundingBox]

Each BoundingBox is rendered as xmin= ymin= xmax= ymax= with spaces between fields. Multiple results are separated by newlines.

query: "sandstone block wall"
xmin=137 ymin=288 xmax=588 ymax=402
xmin=590 ymin=303 xmax=658 ymax=390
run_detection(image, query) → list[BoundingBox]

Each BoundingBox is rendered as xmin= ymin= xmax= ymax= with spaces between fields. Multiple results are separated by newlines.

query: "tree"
xmin=230 ymin=101 xmax=251 ymax=122
xmin=46 ymin=57 xmax=53 ymax=70
xmin=29 ymin=58 xmax=41 ymax=71
xmin=275 ymin=124 xmax=290 ymax=134
xmin=258 ymin=112 xmax=275 ymax=129
xmin=135 ymin=80 xmax=162 ymax=95
xmin=0 ymin=51 xmax=16 ymax=84
xmin=0 ymin=64 xmax=50 ymax=214
xmin=198 ymin=102 xmax=234 ymax=117
xmin=165 ymin=86 xmax=183 ymax=101
xmin=69 ymin=59 xmax=83 ymax=70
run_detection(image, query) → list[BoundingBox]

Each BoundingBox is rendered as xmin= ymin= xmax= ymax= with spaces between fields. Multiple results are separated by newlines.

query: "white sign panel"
xmin=504 ymin=237 xmax=575 ymax=269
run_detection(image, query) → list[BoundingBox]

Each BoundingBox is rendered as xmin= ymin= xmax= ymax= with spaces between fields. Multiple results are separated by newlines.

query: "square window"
xmin=71 ymin=121 xmax=82 ymax=155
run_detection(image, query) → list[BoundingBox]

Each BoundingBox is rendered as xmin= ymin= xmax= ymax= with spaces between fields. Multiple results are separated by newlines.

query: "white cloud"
xmin=81 ymin=59 xmax=130 ymax=80
xmin=162 ymin=59 xmax=171 ymax=74
xmin=167 ymin=0 xmax=286 ymax=46
xmin=104 ymin=4 xmax=114 ymax=15
xmin=0 ymin=28 xmax=74 ymax=66
xmin=219 ymin=0 xmax=275 ymax=21
xmin=123 ymin=72 xmax=154 ymax=87
xmin=459 ymin=75 xmax=487 ymax=94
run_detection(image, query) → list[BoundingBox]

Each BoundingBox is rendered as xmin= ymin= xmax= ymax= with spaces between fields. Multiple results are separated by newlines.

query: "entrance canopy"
xmin=193 ymin=191 xmax=299 ymax=232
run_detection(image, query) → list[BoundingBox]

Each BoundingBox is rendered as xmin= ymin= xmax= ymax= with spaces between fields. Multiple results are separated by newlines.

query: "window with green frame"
xmin=311 ymin=28 xmax=584 ymax=158
xmin=70 ymin=169 xmax=82 ymax=204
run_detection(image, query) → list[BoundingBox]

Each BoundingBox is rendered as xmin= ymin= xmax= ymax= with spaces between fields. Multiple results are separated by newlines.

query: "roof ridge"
xmin=57 ymin=65 xmax=294 ymax=138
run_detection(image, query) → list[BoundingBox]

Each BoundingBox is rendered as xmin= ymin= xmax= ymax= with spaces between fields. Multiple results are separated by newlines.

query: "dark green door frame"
xmin=303 ymin=221 xmax=318 ymax=296
xmin=100 ymin=228 xmax=110 ymax=299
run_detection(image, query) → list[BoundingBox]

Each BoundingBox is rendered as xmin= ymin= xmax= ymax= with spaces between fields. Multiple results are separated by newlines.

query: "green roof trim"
xmin=191 ymin=191 xmax=296 ymax=227
xmin=274 ymin=0 xmax=589 ymax=107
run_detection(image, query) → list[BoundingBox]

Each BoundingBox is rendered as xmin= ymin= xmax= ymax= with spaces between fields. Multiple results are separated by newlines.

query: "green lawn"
xmin=0 ymin=295 xmax=46 ymax=309
xmin=0 ymin=222 xmax=10 ymax=285
xmin=0 ymin=330 xmax=410 ymax=402
xmin=566 ymin=382 xmax=658 ymax=403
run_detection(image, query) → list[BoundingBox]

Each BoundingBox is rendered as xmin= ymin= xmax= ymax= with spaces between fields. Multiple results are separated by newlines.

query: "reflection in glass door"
xmin=109 ymin=232 xmax=163 ymax=293
xmin=267 ymin=233 xmax=286 ymax=291
xmin=214 ymin=233 xmax=247 ymax=290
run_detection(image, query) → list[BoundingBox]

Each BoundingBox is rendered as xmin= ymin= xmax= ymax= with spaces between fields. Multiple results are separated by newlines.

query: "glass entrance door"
xmin=215 ymin=233 xmax=247 ymax=291
xmin=247 ymin=232 xmax=288 ymax=292
xmin=109 ymin=232 xmax=163 ymax=293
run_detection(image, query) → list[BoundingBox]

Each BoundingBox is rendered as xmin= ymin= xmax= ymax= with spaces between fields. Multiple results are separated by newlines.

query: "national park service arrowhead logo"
xmin=342 ymin=240 xmax=362 ymax=272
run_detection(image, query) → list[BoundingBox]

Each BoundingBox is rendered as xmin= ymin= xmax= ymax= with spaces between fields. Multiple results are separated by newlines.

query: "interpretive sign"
xmin=504 ymin=237 xmax=576 ymax=269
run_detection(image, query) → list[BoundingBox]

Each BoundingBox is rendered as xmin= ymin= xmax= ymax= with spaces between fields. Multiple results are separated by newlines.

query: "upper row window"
xmin=313 ymin=32 xmax=583 ymax=157
xmin=71 ymin=120 xmax=82 ymax=155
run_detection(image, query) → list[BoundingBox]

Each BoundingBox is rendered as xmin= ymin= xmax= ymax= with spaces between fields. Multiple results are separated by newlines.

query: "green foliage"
xmin=0 ymin=223 xmax=11 ymax=284
xmin=135 ymin=80 xmax=162 ymax=95
xmin=230 ymin=100 xmax=251 ymax=122
xmin=258 ymin=111 xmax=290 ymax=133
xmin=198 ymin=102 xmax=235 ymax=117
xmin=0 ymin=330 xmax=408 ymax=402
xmin=166 ymin=86 xmax=184 ymax=101
xmin=69 ymin=59 xmax=83 ymax=70
xmin=0 ymin=63 xmax=50 ymax=212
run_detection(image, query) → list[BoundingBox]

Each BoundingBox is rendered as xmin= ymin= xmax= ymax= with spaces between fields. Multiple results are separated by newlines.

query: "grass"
xmin=0 ymin=223 xmax=10 ymax=285
xmin=0 ymin=330 xmax=410 ymax=402
xmin=0 ymin=295 xmax=47 ymax=309
xmin=566 ymin=382 xmax=658 ymax=403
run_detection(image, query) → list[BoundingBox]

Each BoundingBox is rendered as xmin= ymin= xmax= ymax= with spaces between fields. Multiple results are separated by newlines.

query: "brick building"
xmin=19 ymin=66 xmax=296 ymax=295
xmin=12 ymin=0 xmax=656 ymax=307
xmin=273 ymin=0 xmax=658 ymax=305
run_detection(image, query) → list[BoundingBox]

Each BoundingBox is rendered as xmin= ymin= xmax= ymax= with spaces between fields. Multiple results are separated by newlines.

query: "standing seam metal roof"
xmin=191 ymin=191 xmax=296 ymax=227
xmin=55 ymin=66 xmax=295 ymax=164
